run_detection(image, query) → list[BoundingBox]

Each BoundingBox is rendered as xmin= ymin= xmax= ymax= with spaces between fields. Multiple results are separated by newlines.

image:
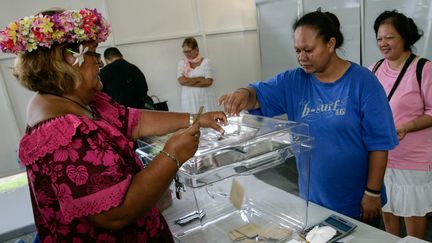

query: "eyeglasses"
xmin=183 ymin=49 xmax=196 ymax=54
xmin=85 ymin=51 xmax=102 ymax=63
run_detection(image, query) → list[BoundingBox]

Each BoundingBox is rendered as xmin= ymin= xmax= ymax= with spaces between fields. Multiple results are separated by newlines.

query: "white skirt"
xmin=180 ymin=86 xmax=219 ymax=113
xmin=382 ymin=168 xmax=432 ymax=217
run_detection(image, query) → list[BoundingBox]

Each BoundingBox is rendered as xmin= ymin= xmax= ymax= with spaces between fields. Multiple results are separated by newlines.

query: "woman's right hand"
xmin=163 ymin=122 xmax=201 ymax=165
xmin=396 ymin=126 xmax=408 ymax=141
xmin=218 ymin=89 xmax=252 ymax=116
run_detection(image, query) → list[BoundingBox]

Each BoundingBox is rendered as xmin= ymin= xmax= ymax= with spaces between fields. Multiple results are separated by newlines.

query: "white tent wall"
xmin=256 ymin=0 xmax=432 ymax=80
xmin=105 ymin=0 xmax=260 ymax=112
xmin=0 ymin=59 xmax=21 ymax=177
xmin=363 ymin=0 xmax=432 ymax=65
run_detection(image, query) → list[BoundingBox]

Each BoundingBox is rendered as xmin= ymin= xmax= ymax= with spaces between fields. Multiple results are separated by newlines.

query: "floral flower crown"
xmin=0 ymin=8 xmax=110 ymax=54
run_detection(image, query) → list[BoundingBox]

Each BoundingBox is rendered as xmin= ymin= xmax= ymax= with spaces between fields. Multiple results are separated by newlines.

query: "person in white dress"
xmin=177 ymin=37 xmax=218 ymax=113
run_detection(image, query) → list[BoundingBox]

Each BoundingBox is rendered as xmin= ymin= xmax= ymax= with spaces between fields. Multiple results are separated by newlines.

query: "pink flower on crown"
xmin=0 ymin=22 xmax=19 ymax=52
xmin=0 ymin=33 xmax=14 ymax=51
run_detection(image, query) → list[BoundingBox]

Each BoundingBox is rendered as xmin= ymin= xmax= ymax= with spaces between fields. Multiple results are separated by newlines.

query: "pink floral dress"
xmin=19 ymin=92 xmax=174 ymax=243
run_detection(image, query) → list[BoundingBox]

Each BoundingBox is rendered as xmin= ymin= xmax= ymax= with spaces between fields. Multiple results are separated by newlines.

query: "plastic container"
xmin=136 ymin=114 xmax=313 ymax=242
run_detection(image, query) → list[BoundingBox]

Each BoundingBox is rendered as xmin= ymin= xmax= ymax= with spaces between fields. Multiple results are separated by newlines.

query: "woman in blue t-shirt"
xmin=219 ymin=10 xmax=398 ymax=225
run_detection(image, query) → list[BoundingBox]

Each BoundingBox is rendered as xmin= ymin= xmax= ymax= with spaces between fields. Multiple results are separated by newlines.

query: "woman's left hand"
xmin=360 ymin=193 xmax=382 ymax=222
xmin=197 ymin=111 xmax=228 ymax=133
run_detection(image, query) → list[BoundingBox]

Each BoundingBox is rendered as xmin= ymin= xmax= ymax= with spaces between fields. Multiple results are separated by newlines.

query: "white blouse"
xmin=177 ymin=58 xmax=219 ymax=113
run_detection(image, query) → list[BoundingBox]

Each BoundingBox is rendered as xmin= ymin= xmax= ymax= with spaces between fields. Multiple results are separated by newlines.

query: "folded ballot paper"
xmin=306 ymin=225 xmax=337 ymax=243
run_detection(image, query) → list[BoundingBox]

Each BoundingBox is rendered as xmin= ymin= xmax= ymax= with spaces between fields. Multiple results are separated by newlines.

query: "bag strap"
xmin=387 ymin=53 xmax=416 ymax=101
xmin=372 ymin=59 xmax=384 ymax=74
xmin=416 ymin=58 xmax=428 ymax=88
xmin=151 ymin=95 xmax=161 ymax=103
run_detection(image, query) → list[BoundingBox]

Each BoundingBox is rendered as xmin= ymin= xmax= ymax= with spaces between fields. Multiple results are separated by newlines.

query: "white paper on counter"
xmin=396 ymin=236 xmax=430 ymax=243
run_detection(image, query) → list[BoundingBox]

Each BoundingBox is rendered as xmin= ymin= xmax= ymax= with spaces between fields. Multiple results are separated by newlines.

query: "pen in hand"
xmin=193 ymin=106 xmax=204 ymax=125
xmin=192 ymin=106 xmax=226 ymax=135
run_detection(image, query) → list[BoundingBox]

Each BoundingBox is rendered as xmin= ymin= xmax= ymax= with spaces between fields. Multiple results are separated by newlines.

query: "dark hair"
xmin=373 ymin=10 xmax=423 ymax=51
xmin=293 ymin=10 xmax=344 ymax=49
xmin=104 ymin=47 xmax=123 ymax=60
xmin=182 ymin=37 xmax=199 ymax=50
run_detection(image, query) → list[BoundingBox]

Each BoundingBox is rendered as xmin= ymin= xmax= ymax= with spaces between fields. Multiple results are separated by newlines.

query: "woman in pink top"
xmin=0 ymin=9 xmax=227 ymax=242
xmin=371 ymin=10 xmax=432 ymax=239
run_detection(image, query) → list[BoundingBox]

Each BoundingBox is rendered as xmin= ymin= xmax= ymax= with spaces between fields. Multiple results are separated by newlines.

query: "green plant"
xmin=0 ymin=172 xmax=28 ymax=193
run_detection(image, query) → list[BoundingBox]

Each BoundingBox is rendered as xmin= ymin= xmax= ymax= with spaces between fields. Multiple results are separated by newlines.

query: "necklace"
xmin=60 ymin=95 xmax=94 ymax=115
xmin=40 ymin=92 xmax=95 ymax=116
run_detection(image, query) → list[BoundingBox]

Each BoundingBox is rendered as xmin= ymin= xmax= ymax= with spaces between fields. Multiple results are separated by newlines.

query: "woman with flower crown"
xmin=177 ymin=37 xmax=219 ymax=113
xmin=0 ymin=8 xmax=227 ymax=242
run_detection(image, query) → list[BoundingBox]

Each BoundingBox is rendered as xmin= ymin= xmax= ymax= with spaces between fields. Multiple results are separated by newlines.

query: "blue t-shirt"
xmin=250 ymin=63 xmax=398 ymax=217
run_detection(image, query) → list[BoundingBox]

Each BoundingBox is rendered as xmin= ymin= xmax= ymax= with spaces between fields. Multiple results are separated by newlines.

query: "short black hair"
xmin=373 ymin=10 xmax=423 ymax=51
xmin=293 ymin=9 xmax=344 ymax=49
xmin=104 ymin=47 xmax=123 ymax=60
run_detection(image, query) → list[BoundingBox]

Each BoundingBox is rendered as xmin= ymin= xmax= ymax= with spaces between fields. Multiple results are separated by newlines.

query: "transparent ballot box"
xmin=136 ymin=114 xmax=313 ymax=242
